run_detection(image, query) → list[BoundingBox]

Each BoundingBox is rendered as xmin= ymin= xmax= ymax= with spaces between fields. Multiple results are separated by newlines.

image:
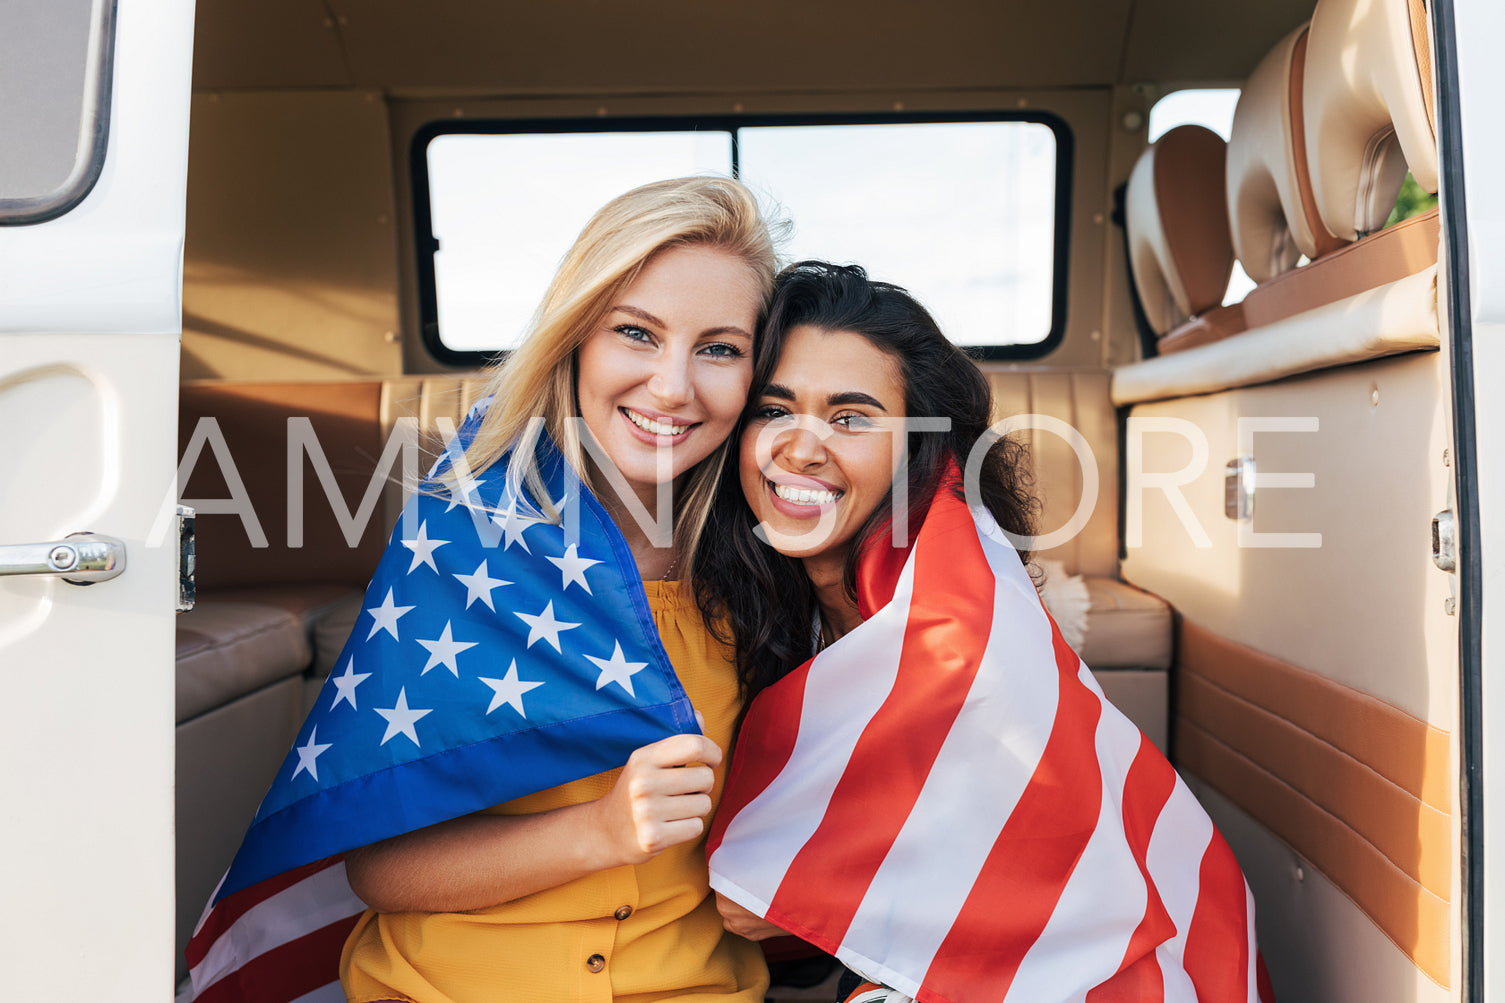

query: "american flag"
xmin=186 ymin=404 xmax=700 ymax=1002
xmin=706 ymin=471 xmax=1273 ymax=1003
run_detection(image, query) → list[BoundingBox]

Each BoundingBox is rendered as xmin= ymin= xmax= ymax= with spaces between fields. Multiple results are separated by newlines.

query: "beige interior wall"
xmin=1120 ymin=350 xmax=1455 ymax=727
xmin=183 ymin=89 xmax=404 ymax=380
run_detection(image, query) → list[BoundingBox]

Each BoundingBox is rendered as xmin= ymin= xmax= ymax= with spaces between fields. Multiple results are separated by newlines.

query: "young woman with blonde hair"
xmin=175 ymin=177 xmax=785 ymax=1003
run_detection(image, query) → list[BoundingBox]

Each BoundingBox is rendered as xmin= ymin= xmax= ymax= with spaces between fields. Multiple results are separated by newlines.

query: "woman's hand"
xmin=589 ymin=733 xmax=723 ymax=865
xmin=714 ymin=892 xmax=787 ymax=941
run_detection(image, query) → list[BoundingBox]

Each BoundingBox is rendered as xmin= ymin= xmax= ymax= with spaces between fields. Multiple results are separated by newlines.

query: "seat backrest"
xmin=1225 ymin=23 xmax=1349 ymax=283
xmin=1304 ymin=0 xmax=1438 ymax=240
xmin=1125 ymin=124 xmax=1235 ymax=336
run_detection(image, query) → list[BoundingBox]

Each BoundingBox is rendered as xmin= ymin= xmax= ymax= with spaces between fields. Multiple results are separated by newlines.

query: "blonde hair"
xmin=451 ymin=175 xmax=781 ymax=578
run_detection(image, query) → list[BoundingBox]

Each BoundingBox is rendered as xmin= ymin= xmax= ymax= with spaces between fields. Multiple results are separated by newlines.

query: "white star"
xmin=479 ymin=660 xmax=545 ymax=717
xmin=375 ymin=687 xmax=432 ymax=746
xmin=366 ymin=588 xmax=416 ymax=641
xmin=444 ymin=468 xmax=485 ymax=512
xmin=291 ymin=726 xmax=333 ymax=781
xmin=494 ymin=498 xmax=544 ymax=552
xmin=515 ymin=600 xmax=581 ymax=652
xmin=546 ymin=544 xmax=602 ymax=594
xmin=453 ymin=559 xmax=511 ymax=610
xmin=400 ymin=520 xmax=450 ymax=574
xmin=329 ymin=655 xmax=372 ymax=710
xmin=417 ymin=620 xmax=480 ymax=677
xmin=585 ymin=641 xmax=649 ymax=698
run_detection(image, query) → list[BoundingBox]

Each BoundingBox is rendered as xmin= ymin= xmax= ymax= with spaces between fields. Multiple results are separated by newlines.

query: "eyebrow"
xmin=762 ymin=383 xmax=890 ymax=412
xmin=612 ymin=305 xmax=752 ymax=340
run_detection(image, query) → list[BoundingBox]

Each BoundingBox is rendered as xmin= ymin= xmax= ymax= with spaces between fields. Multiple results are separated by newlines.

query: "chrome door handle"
xmin=0 ymin=533 xmax=126 ymax=584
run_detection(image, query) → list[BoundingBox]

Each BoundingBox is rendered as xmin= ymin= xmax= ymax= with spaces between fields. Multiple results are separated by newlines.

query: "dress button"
xmin=586 ymin=953 xmax=606 ymax=973
xmin=614 ymin=905 xmax=633 ymax=921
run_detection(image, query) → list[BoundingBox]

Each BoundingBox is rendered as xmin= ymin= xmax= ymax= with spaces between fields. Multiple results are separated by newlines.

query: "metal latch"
xmin=177 ymin=505 xmax=196 ymax=613
xmin=0 ymin=533 xmax=126 ymax=584
xmin=1432 ymin=510 xmax=1456 ymax=573
xmin=1224 ymin=456 xmax=1255 ymax=521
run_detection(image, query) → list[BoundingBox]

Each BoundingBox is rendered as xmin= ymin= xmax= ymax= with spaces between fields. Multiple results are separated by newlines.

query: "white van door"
xmin=0 ymin=0 xmax=194 ymax=996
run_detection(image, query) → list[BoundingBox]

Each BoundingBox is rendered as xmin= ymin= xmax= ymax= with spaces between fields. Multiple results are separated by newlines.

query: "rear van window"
xmin=414 ymin=115 xmax=1070 ymax=364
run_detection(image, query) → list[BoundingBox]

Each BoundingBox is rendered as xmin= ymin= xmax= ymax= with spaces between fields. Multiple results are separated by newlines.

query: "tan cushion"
xmin=984 ymin=368 xmax=1118 ymax=579
xmin=1242 ymin=207 xmax=1440 ymax=329
xmin=1156 ymin=302 xmax=1248 ymax=355
xmin=1078 ymin=576 xmax=1173 ymax=670
xmin=175 ymin=677 xmax=305 ymax=982
xmin=1091 ymin=669 xmax=1169 ymax=755
xmin=1126 ymin=125 xmax=1235 ymax=333
xmin=1304 ymin=0 xmax=1438 ymax=240
xmin=1111 ymin=265 xmax=1439 ymax=406
xmin=175 ymin=601 xmax=311 ymax=722
xmin=311 ymin=590 xmax=365 ymax=680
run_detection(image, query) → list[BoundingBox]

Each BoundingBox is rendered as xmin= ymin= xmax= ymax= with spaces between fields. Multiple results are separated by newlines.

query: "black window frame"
xmin=411 ymin=110 xmax=1074 ymax=367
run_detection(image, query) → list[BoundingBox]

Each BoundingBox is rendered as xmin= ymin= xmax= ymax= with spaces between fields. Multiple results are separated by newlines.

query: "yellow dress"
xmin=340 ymin=580 xmax=769 ymax=1003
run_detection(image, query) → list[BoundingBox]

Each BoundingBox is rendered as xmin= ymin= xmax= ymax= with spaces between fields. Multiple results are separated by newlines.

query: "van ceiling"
xmin=191 ymin=0 xmax=1315 ymax=94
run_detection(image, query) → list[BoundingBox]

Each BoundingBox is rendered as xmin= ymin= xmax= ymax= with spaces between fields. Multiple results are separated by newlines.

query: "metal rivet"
xmin=49 ymin=546 xmax=77 ymax=570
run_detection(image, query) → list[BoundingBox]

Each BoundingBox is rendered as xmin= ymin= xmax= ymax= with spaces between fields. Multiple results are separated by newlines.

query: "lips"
xmin=620 ymin=407 xmax=697 ymax=441
xmin=764 ymin=475 xmax=843 ymax=517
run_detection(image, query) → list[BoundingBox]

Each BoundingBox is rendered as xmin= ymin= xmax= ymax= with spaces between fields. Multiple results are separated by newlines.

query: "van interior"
xmin=171 ymin=0 xmax=1459 ymax=999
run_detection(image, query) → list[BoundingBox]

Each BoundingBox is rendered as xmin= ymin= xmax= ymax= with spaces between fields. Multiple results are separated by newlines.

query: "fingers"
xmin=632 ymin=732 xmax=723 ymax=770
xmin=601 ymin=734 xmax=724 ymax=864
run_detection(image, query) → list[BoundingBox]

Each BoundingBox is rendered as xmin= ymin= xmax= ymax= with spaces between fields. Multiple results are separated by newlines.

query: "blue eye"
xmin=614 ymin=324 xmax=653 ymax=343
xmin=700 ymin=342 xmax=746 ymax=360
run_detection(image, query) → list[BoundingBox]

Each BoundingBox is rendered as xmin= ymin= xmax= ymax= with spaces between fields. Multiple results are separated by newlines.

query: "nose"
xmin=647 ymin=351 xmax=694 ymax=408
xmin=772 ymin=421 xmax=828 ymax=471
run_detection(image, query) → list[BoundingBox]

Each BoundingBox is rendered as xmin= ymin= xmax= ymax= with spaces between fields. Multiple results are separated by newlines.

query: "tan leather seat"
xmin=1125 ymin=124 xmax=1244 ymax=354
xmin=1222 ymin=0 xmax=1438 ymax=332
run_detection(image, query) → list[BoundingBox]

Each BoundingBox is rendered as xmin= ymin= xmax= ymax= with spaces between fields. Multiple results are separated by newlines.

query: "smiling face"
xmin=739 ymin=324 xmax=909 ymax=572
xmin=576 ymin=243 xmax=762 ymax=509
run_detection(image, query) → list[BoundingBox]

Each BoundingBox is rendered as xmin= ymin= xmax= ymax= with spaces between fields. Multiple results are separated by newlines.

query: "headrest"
xmin=1126 ymin=125 xmax=1234 ymax=335
xmin=1225 ymin=24 xmax=1345 ymax=282
xmin=1304 ymin=0 xmax=1438 ymax=240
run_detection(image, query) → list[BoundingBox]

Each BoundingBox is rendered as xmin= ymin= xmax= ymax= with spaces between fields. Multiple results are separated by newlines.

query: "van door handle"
xmin=0 ymin=533 xmax=126 ymax=584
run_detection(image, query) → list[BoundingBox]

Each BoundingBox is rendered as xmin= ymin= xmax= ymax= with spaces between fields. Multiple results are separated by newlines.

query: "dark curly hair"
xmin=693 ymin=261 xmax=1038 ymax=704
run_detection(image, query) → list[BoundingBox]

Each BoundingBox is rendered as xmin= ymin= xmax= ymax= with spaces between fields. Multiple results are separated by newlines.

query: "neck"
xmin=592 ymin=466 xmax=679 ymax=580
xmin=804 ymin=551 xmax=862 ymax=642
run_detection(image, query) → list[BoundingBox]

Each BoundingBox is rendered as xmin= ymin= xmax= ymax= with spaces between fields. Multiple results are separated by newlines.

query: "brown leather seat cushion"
xmin=1240 ymin=208 xmax=1440 ymax=330
xmin=175 ymin=601 xmax=311 ymax=722
xmin=1079 ymin=576 xmax=1173 ymax=670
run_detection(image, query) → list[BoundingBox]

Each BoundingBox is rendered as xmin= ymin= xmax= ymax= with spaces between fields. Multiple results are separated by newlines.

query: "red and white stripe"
xmin=708 ymin=484 xmax=1270 ymax=1003
xmin=185 ymin=856 xmax=363 ymax=1003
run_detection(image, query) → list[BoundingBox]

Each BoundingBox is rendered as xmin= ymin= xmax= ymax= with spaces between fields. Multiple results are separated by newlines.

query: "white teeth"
xmin=624 ymin=409 xmax=690 ymax=437
xmin=772 ymin=482 xmax=839 ymax=506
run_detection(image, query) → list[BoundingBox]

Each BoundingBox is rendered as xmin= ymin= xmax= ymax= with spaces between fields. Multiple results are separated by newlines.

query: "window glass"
xmin=738 ymin=121 xmax=1057 ymax=348
xmin=427 ymin=131 xmax=731 ymax=352
xmin=0 ymin=0 xmax=113 ymax=224
xmin=420 ymin=117 xmax=1065 ymax=359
